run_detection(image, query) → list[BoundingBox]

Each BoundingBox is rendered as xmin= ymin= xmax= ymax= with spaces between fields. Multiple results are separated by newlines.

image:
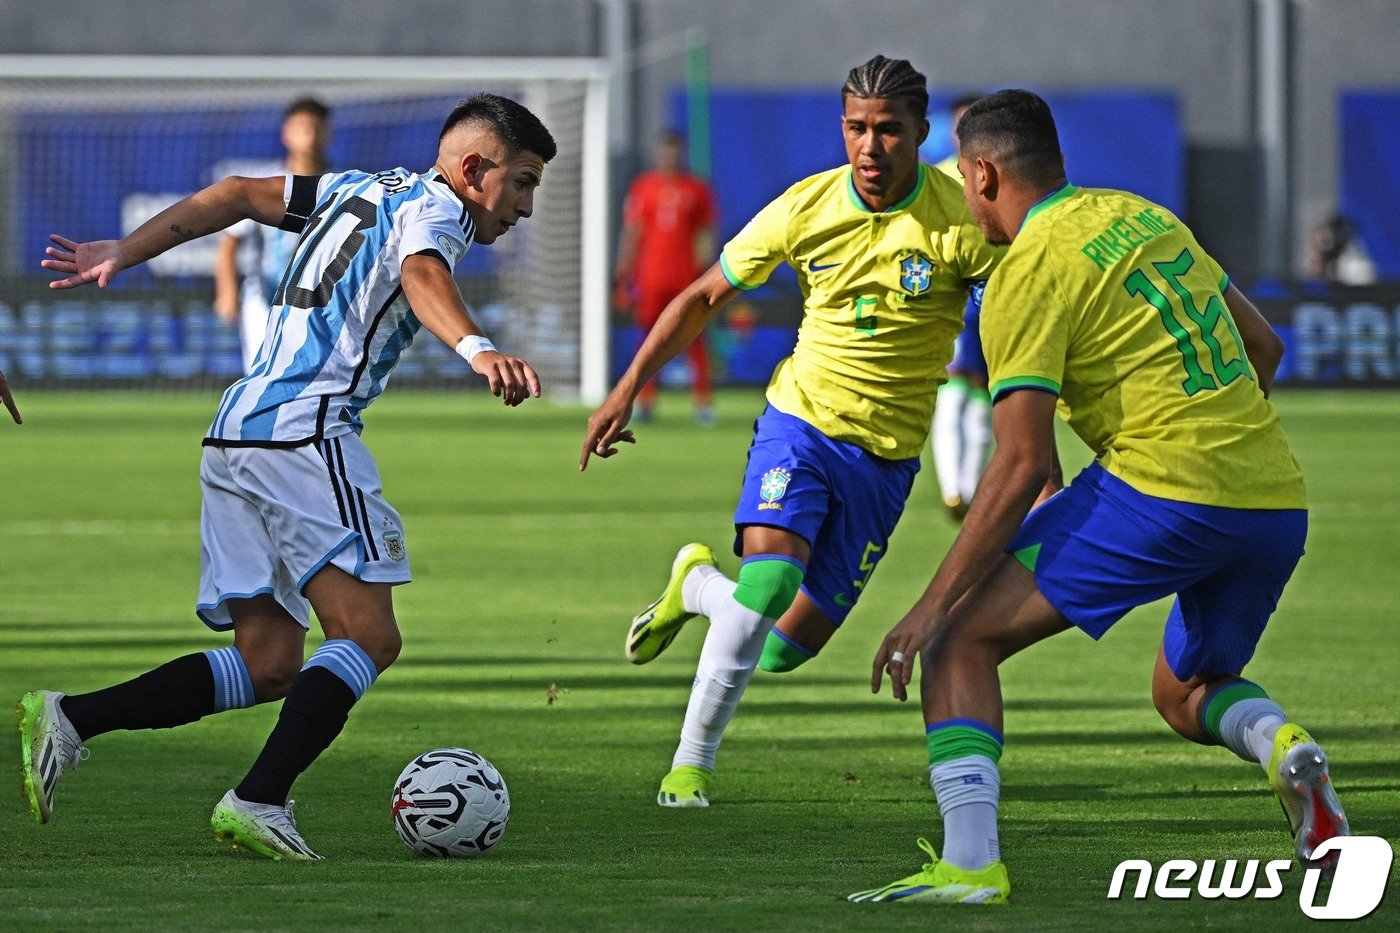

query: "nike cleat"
xmin=849 ymin=838 xmax=1009 ymax=904
xmin=1270 ymin=723 xmax=1348 ymax=866
xmin=626 ymin=543 xmax=717 ymax=664
xmin=657 ymin=764 xmax=712 ymax=808
xmin=16 ymin=690 xmax=87 ymax=824
xmin=211 ymin=790 xmax=323 ymax=861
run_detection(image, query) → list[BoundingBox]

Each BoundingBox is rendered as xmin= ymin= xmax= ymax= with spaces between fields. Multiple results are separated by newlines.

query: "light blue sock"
xmin=204 ymin=645 xmax=255 ymax=712
xmin=303 ymin=639 xmax=379 ymax=700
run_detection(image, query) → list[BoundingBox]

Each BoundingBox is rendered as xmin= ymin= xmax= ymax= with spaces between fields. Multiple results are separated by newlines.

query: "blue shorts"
xmin=1008 ymin=462 xmax=1307 ymax=680
xmin=734 ymin=405 xmax=919 ymax=624
xmin=948 ymin=284 xmax=986 ymax=378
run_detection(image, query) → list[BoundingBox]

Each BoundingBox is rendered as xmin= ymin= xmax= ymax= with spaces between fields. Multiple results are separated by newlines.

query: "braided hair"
xmin=841 ymin=55 xmax=929 ymax=120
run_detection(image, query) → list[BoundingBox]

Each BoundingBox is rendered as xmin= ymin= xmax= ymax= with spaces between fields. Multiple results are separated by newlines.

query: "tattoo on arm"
xmin=170 ymin=223 xmax=216 ymax=240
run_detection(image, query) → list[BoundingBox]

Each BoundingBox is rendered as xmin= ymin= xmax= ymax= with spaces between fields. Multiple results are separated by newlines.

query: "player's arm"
xmin=213 ymin=234 xmax=241 ymax=323
xmin=1223 ymin=284 xmax=1284 ymax=396
xmin=872 ymin=388 xmax=1059 ymax=701
xmin=42 ymin=175 xmax=289 ymax=290
xmin=399 ymin=253 xmax=539 ymax=407
xmin=0 ymin=368 xmax=21 ymax=424
xmin=614 ymin=218 xmax=641 ymax=288
xmin=580 ymin=262 xmax=738 ymax=469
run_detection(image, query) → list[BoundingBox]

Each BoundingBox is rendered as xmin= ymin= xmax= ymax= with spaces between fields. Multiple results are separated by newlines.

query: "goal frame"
xmin=0 ymin=54 xmax=612 ymax=403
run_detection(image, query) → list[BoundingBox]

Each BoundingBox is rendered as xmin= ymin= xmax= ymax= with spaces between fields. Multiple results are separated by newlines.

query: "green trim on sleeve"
xmin=719 ymin=252 xmax=758 ymax=292
xmin=1218 ymin=271 xmax=1230 ymax=293
xmin=990 ymin=375 xmax=1062 ymax=401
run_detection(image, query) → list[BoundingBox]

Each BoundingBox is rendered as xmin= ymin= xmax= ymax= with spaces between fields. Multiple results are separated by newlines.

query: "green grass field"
xmin=1 ymin=388 xmax=1396 ymax=930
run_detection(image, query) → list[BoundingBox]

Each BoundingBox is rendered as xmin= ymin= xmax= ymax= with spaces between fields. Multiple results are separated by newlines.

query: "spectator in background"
xmin=615 ymin=131 xmax=717 ymax=424
xmin=1307 ymin=211 xmax=1376 ymax=286
xmin=214 ymin=98 xmax=332 ymax=371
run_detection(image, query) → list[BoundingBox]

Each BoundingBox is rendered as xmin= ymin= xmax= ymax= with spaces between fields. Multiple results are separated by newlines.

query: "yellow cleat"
xmin=625 ymin=543 xmax=718 ymax=664
xmin=657 ymin=765 xmax=712 ymax=808
xmin=849 ymin=838 xmax=1009 ymax=904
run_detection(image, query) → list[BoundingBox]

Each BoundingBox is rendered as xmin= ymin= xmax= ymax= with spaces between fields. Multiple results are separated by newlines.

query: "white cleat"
xmin=211 ymin=790 xmax=323 ymax=861
xmin=16 ymin=690 xmax=87 ymax=824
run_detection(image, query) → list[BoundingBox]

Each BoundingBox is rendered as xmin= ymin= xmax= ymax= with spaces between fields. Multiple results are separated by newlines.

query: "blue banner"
xmin=1340 ymin=93 xmax=1400 ymax=279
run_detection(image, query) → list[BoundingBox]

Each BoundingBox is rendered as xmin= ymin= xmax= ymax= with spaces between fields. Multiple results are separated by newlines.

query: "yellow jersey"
xmin=934 ymin=154 xmax=960 ymax=180
xmin=720 ymin=163 xmax=1003 ymax=460
xmin=982 ymin=184 xmax=1305 ymax=509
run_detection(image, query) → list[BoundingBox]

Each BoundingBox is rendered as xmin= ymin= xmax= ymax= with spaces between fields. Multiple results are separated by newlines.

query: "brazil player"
xmin=930 ymin=94 xmax=992 ymax=521
xmin=19 ymin=94 xmax=552 ymax=860
xmin=581 ymin=56 xmax=1004 ymax=808
xmin=214 ymin=97 xmax=332 ymax=372
xmin=851 ymin=90 xmax=1347 ymax=905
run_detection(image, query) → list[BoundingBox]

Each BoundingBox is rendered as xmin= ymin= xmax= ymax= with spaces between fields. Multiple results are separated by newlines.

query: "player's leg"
xmin=661 ymin=523 xmax=809 ymax=806
xmin=955 ymin=305 xmax=991 ymax=506
xmin=931 ymin=373 xmax=969 ymax=519
xmin=851 ymin=555 xmax=1068 ymax=904
xmin=760 ymin=592 xmax=835 ymax=673
xmin=1148 ymin=507 xmax=1346 ymax=864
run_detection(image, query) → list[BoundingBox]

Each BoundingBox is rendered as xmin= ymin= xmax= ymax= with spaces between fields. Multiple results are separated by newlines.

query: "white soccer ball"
xmin=391 ymin=748 xmax=510 ymax=857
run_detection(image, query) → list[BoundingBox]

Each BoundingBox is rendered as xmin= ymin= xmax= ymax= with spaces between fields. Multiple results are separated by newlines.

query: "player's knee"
xmin=758 ymin=629 xmax=816 ymax=673
xmin=1152 ymin=679 xmax=1203 ymax=741
xmin=357 ymin=626 xmax=402 ymax=673
xmin=246 ymin=654 xmax=302 ymax=703
xmin=733 ymin=557 xmax=804 ymax=622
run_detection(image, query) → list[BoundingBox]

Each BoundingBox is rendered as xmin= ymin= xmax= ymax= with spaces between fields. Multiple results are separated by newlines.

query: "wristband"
xmin=455 ymin=335 xmax=497 ymax=364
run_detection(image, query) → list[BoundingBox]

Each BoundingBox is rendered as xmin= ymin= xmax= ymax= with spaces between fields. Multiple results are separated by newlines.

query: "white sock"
xmin=671 ymin=578 xmax=774 ymax=771
xmin=930 ymin=755 xmax=1001 ymax=871
xmin=681 ymin=563 xmax=727 ymax=616
xmin=1217 ymin=697 xmax=1286 ymax=771
xmin=959 ymin=393 xmax=992 ymax=503
xmin=933 ymin=381 xmax=967 ymax=503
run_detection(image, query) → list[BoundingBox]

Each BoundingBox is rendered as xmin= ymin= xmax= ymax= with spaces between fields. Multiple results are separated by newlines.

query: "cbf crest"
xmin=897 ymin=249 xmax=935 ymax=297
xmin=758 ymin=467 xmax=791 ymax=511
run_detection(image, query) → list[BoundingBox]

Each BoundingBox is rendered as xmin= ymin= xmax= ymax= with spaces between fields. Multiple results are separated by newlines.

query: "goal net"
xmin=0 ymin=56 xmax=610 ymax=401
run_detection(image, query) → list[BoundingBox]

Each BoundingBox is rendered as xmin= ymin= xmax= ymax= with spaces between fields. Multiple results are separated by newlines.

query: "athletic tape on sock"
xmin=302 ymin=639 xmax=378 ymax=700
xmin=758 ymin=628 xmax=816 ymax=673
xmin=1200 ymin=680 xmax=1270 ymax=744
xmin=205 ymin=645 xmax=255 ymax=712
xmin=733 ymin=555 xmax=804 ymax=620
xmin=927 ymin=719 xmax=1004 ymax=767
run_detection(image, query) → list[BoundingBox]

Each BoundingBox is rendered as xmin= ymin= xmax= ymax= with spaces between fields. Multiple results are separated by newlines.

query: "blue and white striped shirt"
xmin=206 ymin=167 xmax=474 ymax=446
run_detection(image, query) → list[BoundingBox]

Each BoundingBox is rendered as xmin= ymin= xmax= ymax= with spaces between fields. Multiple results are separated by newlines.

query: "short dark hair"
xmin=658 ymin=129 xmax=685 ymax=147
xmin=439 ymin=93 xmax=557 ymax=163
xmin=841 ymin=55 xmax=929 ymax=120
xmin=284 ymin=96 xmax=330 ymax=122
xmin=956 ymin=89 xmax=1064 ymax=185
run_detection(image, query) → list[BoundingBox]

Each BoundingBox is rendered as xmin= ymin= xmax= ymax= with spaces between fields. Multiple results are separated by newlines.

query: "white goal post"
xmin=0 ymin=55 xmax=611 ymax=403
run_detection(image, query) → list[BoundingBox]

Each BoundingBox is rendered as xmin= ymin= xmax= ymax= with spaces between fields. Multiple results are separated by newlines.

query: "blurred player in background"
xmin=583 ymin=56 xmax=1006 ymax=809
xmin=0 ymin=369 xmax=19 ymax=424
xmin=853 ymin=90 xmax=1346 ymax=905
xmin=20 ymin=94 xmax=551 ymax=861
xmin=213 ymin=97 xmax=331 ymax=371
xmin=930 ymin=93 xmax=991 ymax=520
xmin=614 ymin=130 xmax=717 ymax=424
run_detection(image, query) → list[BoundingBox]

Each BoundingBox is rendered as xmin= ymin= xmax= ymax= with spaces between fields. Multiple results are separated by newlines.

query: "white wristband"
xmin=455 ymin=335 xmax=497 ymax=364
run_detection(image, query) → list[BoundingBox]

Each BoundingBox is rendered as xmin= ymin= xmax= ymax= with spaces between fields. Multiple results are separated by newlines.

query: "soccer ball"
xmin=391 ymin=748 xmax=510 ymax=857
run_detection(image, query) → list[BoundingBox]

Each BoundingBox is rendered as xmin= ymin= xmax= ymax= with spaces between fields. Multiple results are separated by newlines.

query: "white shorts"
xmin=197 ymin=433 xmax=411 ymax=631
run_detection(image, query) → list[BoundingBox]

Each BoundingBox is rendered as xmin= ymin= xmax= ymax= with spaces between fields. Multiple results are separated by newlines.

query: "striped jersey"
xmin=206 ymin=168 xmax=474 ymax=447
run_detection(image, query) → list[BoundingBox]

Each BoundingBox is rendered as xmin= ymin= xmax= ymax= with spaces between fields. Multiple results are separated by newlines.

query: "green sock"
xmin=757 ymin=630 xmax=815 ymax=673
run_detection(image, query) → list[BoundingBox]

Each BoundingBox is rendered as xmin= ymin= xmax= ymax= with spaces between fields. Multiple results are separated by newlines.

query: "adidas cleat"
xmin=626 ymin=543 xmax=717 ymax=664
xmin=849 ymin=838 xmax=1009 ymax=904
xmin=1270 ymin=723 xmax=1348 ymax=866
xmin=211 ymin=790 xmax=322 ymax=861
xmin=657 ymin=764 xmax=712 ymax=808
xmin=16 ymin=690 xmax=87 ymax=824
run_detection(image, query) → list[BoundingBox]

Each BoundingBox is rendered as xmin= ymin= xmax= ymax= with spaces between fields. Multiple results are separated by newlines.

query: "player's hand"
xmin=871 ymin=608 xmax=944 ymax=702
xmin=42 ymin=235 xmax=125 ymax=290
xmin=579 ymin=392 xmax=636 ymax=471
xmin=0 ymin=368 xmax=21 ymax=424
xmin=471 ymin=351 xmax=541 ymax=407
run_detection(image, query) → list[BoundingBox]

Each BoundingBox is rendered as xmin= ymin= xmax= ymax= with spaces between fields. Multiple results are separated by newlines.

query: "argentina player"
xmin=22 ymin=94 xmax=553 ymax=861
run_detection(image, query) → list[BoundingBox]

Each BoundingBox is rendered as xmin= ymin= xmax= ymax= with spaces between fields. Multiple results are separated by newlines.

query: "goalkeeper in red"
xmin=852 ymin=89 xmax=1348 ymax=905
